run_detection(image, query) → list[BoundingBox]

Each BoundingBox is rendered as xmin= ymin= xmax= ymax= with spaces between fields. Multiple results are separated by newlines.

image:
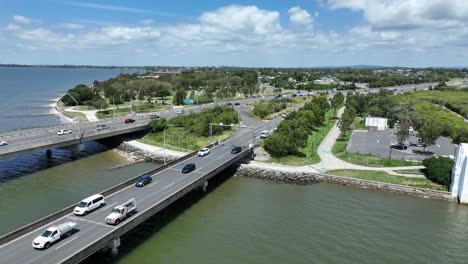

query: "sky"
xmin=0 ymin=0 xmax=467 ymax=67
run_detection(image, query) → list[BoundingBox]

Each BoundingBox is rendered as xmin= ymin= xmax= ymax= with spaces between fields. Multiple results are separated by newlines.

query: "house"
xmin=365 ymin=116 xmax=388 ymax=131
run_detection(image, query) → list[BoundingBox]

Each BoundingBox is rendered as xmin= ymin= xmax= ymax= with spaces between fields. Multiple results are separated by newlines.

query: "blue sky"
xmin=0 ymin=0 xmax=467 ymax=67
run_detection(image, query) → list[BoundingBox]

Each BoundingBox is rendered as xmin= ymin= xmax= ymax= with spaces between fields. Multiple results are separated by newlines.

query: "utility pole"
xmin=66 ymin=92 xmax=81 ymax=137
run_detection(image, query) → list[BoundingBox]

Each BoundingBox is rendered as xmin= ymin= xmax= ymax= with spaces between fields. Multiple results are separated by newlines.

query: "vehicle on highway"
xmin=135 ymin=175 xmax=152 ymax=187
xmin=106 ymin=198 xmax=137 ymax=225
xmin=182 ymin=163 xmax=196 ymax=173
xmin=390 ymin=143 xmax=409 ymax=150
xmin=231 ymin=146 xmax=242 ymax=154
xmin=226 ymin=102 xmax=232 ymax=106
xmin=57 ymin=129 xmax=72 ymax=135
xmin=96 ymin=124 xmax=109 ymax=131
xmin=176 ymin=109 xmax=184 ymax=114
xmin=124 ymin=118 xmax=135 ymax=124
xmin=234 ymin=102 xmax=241 ymax=106
xmin=150 ymin=114 xmax=160 ymax=119
xmin=0 ymin=141 xmax=7 ymax=146
xmin=259 ymin=130 xmax=270 ymax=139
xmin=280 ymin=113 xmax=288 ymax=119
xmin=74 ymin=194 xmax=106 ymax=216
xmin=197 ymin=147 xmax=210 ymax=157
xmin=409 ymin=141 xmax=426 ymax=147
xmin=32 ymin=220 xmax=77 ymax=249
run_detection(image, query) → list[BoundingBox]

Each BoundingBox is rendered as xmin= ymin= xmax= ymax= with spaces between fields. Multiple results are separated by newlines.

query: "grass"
xmin=264 ymin=109 xmax=335 ymax=166
xmin=96 ymin=107 xmax=130 ymax=119
xmin=62 ymin=110 xmax=87 ymax=121
xmin=138 ymin=127 xmax=236 ymax=152
xmin=327 ymin=169 xmax=447 ymax=191
xmin=332 ymin=131 xmax=422 ymax=167
xmin=354 ymin=116 xmax=367 ymax=130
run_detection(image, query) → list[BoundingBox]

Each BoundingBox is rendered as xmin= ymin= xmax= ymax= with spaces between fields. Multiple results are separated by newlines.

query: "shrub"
xmin=422 ymin=157 xmax=454 ymax=187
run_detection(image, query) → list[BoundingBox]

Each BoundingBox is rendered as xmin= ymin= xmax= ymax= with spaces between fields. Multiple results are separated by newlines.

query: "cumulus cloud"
xmin=13 ymin=15 xmax=32 ymax=24
xmin=288 ymin=6 xmax=313 ymax=28
xmin=139 ymin=19 xmax=154 ymax=25
xmin=57 ymin=23 xmax=84 ymax=29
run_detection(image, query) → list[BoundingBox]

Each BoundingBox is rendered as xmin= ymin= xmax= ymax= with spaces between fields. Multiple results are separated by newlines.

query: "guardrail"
xmin=0 ymin=141 xmax=219 ymax=246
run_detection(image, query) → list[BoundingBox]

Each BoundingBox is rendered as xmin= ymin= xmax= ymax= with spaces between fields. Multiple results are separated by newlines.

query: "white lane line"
xmin=151 ymin=181 xmax=160 ymax=187
xmin=437 ymin=144 xmax=440 ymax=148
xmin=162 ymin=182 xmax=175 ymax=190
xmin=75 ymin=217 xmax=113 ymax=228
xmin=101 ymin=202 xmax=117 ymax=211
xmin=55 ymin=237 xmax=78 ymax=250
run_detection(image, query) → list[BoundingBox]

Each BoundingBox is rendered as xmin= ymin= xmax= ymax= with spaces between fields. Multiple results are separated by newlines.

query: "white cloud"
xmin=288 ymin=6 xmax=313 ymax=28
xmin=13 ymin=15 xmax=32 ymax=24
xmin=6 ymin=23 xmax=21 ymax=31
xmin=57 ymin=23 xmax=84 ymax=29
xmin=139 ymin=19 xmax=154 ymax=25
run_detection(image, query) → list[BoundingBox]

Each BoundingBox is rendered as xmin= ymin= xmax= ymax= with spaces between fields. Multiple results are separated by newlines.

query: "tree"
xmin=396 ymin=117 xmax=410 ymax=144
xmin=173 ymin=87 xmax=186 ymax=105
xmin=155 ymin=89 xmax=171 ymax=102
xmin=339 ymin=107 xmax=356 ymax=134
xmin=418 ymin=122 xmax=442 ymax=152
xmin=149 ymin=118 xmax=167 ymax=132
xmin=423 ymin=157 xmax=454 ymax=187
xmin=93 ymin=98 xmax=108 ymax=111
xmin=331 ymin=92 xmax=345 ymax=117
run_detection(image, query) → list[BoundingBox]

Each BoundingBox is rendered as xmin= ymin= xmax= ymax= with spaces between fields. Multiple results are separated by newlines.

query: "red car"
xmin=124 ymin=118 xmax=135 ymax=124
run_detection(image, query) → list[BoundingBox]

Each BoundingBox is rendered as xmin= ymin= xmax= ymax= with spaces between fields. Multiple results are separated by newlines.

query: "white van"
xmin=74 ymin=194 xmax=106 ymax=216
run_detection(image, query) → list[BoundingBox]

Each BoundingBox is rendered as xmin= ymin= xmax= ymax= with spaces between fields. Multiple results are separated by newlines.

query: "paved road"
xmin=0 ymin=111 xmax=281 ymax=264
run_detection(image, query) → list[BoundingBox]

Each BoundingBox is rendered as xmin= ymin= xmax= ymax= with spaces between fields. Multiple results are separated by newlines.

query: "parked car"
xmin=96 ymin=124 xmax=109 ymax=131
xmin=135 ymin=175 xmax=152 ymax=187
xmin=74 ymin=194 xmax=106 ymax=216
xmin=150 ymin=114 xmax=160 ymax=119
xmin=197 ymin=147 xmax=210 ymax=157
xmin=390 ymin=143 xmax=409 ymax=150
xmin=176 ymin=110 xmax=184 ymax=114
xmin=182 ymin=163 xmax=196 ymax=173
xmin=124 ymin=118 xmax=135 ymax=124
xmin=231 ymin=146 xmax=242 ymax=154
xmin=410 ymin=142 xmax=426 ymax=147
xmin=0 ymin=141 xmax=7 ymax=146
xmin=57 ymin=129 xmax=72 ymax=135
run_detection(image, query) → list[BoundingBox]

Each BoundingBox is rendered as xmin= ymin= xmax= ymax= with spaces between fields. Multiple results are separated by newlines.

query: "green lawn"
xmin=327 ymin=169 xmax=447 ymax=191
xmin=62 ymin=110 xmax=87 ymax=121
xmin=332 ymin=131 xmax=421 ymax=167
xmin=138 ymin=127 xmax=236 ymax=152
xmin=264 ymin=109 xmax=335 ymax=165
xmin=96 ymin=107 xmax=130 ymax=119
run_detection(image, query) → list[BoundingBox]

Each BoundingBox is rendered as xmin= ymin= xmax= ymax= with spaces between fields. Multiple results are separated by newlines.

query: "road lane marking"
xmin=75 ymin=217 xmax=113 ymax=228
xmin=162 ymin=182 xmax=175 ymax=190
xmin=55 ymin=237 xmax=78 ymax=250
xmin=151 ymin=180 xmax=160 ymax=187
xmin=101 ymin=202 xmax=117 ymax=211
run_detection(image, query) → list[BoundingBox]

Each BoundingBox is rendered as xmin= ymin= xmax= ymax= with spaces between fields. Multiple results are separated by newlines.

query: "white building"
xmin=365 ymin=116 xmax=388 ymax=131
xmin=451 ymin=143 xmax=468 ymax=203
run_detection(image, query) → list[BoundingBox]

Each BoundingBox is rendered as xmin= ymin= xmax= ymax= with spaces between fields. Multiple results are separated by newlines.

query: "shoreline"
xmin=116 ymin=139 xmax=453 ymax=202
xmin=53 ymin=95 xmax=74 ymax=123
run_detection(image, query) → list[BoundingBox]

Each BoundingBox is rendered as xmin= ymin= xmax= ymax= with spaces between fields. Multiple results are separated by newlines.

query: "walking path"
xmin=66 ymin=107 xmax=99 ymax=121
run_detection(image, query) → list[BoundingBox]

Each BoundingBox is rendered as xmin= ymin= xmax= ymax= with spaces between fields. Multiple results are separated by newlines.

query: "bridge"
xmin=0 ymin=97 xmax=265 ymax=160
xmin=0 ymin=114 xmax=280 ymax=264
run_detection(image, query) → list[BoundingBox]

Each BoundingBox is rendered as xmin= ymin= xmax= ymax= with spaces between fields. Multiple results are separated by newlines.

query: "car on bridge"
xmin=150 ymin=114 xmax=160 ymax=119
xmin=74 ymin=194 xmax=106 ymax=216
xmin=0 ymin=141 xmax=7 ymax=146
xmin=182 ymin=163 xmax=196 ymax=173
xmin=197 ymin=147 xmax=210 ymax=157
xmin=231 ymin=146 xmax=242 ymax=154
xmin=135 ymin=175 xmax=152 ymax=187
xmin=32 ymin=220 xmax=77 ymax=249
xmin=124 ymin=118 xmax=135 ymax=124
xmin=96 ymin=124 xmax=109 ymax=131
xmin=57 ymin=129 xmax=72 ymax=135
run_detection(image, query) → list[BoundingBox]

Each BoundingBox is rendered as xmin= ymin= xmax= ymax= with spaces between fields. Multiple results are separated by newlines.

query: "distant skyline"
xmin=1 ymin=0 xmax=467 ymax=67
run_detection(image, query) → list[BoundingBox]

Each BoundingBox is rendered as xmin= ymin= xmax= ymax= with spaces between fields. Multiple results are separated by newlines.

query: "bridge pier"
xmin=106 ymin=237 xmax=121 ymax=256
xmin=202 ymin=181 xmax=208 ymax=192
xmin=46 ymin=149 xmax=52 ymax=159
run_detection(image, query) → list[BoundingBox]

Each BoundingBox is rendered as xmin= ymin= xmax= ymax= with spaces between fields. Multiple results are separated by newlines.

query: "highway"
xmin=0 ymin=109 xmax=280 ymax=264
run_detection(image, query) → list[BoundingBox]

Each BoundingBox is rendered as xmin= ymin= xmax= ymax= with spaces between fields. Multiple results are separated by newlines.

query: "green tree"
xmin=331 ymin=92 xmax=345 ymax=117
xmin=149 ymin=118 xmax=167 ymax=132
xmin=93 ymin=98 xmax=109 ymax=111
xmin=339 ymin=107 xmax=356 ymax=134
xmin=423 ymin=157 xmax=454 ymax=188
xmin=173 ymin=87 xmax=186 ymax=105
xmin=418 ymin=122 xmax=442 ymax=152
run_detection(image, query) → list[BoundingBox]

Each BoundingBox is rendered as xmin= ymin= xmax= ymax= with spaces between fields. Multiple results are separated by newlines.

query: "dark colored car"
xmin=291 ymin=94 xmax=297 ymax=97
xmin=390 ymin=143 xmax=408 ymax=150
xmin=150 ymin=114 xmax=160 ymax=119
xmin=135 ymin=175 xmax=152 ymax=187
xmin=182 ymin=163 xmax=196 ymax=173
xmin=231 ymin=146 xmax=242 ymax=154
xmin=124 ymin=118 xmax=135 ymax=124
xmin=234 ymin=102 xmax=241 ymax=106
xmin=226 ymin=102 xmax=232 ymax=106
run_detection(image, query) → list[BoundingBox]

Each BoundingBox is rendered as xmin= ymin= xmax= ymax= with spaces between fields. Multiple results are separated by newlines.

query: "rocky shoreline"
xmin=235 ymin=164 xmax=454 ymax=202
xmin=116 ymin=142 xmax=181 ymax=163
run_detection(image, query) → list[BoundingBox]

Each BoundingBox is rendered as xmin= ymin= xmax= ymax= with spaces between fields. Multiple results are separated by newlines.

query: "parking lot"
xmin=347 ymin=129 xmax=457 ymax=161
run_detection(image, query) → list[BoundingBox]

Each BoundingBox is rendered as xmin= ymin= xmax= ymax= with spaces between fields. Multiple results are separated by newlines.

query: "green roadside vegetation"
xmin=140 ymin=106 xmax=238 ymax=151
xmin=326 ymin=170 xmax=446 ymax=191
xmin=95 ymin=103 xmax=169 ymax=119
xmin=57 ymin=102 xmax=88 ymax=121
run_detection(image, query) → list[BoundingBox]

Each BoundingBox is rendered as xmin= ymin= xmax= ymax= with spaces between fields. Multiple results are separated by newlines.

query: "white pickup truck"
xmin=32 ymin=220 xmax=77 ymax=249
xmin=105 ymin=198 xmax=137 ymax=225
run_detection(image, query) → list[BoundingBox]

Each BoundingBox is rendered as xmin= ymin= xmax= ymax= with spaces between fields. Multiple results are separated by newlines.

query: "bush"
xmin=422 ymin=157 xmax=454 ymax=187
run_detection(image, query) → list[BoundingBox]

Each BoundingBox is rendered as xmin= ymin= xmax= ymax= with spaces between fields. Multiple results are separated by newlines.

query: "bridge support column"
xmin=107 ymin=237 xmax=121 ymax=256
xmin=202 ymin=181 xmax=208 ymax=192
xmin=46 ymin=149 xmax=52 ymax=159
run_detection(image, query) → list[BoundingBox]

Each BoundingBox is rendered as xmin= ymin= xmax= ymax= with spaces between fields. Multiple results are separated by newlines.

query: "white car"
xmin=197 ymin=147 xmax=210 ymax=157
xmin=0 ymin=141 xmax=7 ymax=146
xmin=57 ymin=129 xmax=72 ymax=135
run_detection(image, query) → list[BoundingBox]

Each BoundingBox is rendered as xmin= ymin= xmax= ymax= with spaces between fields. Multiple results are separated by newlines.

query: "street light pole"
xmin=65 ymin=92 xmax=81 ymax=137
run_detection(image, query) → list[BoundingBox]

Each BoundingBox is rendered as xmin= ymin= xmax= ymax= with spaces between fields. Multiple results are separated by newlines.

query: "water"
xmin=0 ymin=66 xmax=130 ymax=132
xmin=84 ymin=176 xmax=468 ymax=264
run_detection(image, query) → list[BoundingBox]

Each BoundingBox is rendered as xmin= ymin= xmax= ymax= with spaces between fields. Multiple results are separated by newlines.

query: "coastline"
xmin=52 ymin=95 xmax=74 ymax=123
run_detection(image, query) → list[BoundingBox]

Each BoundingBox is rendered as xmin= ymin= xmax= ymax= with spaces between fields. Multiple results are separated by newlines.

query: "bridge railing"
xmin=0 ymin=141 xmax=219 ymax=246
